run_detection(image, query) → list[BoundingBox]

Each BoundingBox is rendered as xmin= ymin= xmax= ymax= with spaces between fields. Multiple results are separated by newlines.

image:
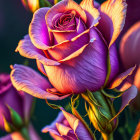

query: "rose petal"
xmin=49 ymin=132 xmax=64 ymax=140
xmin=47 ymin=28 xmax=89 ymax=61
xmin=29 ymin=8 xmax=51 ymax=50
xmin=61 ymin=109 xmax=92 ymax=140
xmin=98 ymin=0 xmax=127 ymax=47
xmin=10 ymin=64 xmax=69 ymax=100
xmin=42 ymin=112 xmax=65 ymax=133
xmin=0 ymin=74 xmax=12 ymax=95
xmin=36 ymin=60 xmax=47 ymax=76
xmin=45 ymin=28 xmax=107 ymax=94
xmin=110 ymin=85 xmax=137 ymax=122
xmin=23 ymin=93 xmax=33 ymax=121
xmin=56 ymin=123 xmax=73 ymax=136
xmin=46 ymin=0 xmax=87 ymax=31
xmin=109 ymin=66 xmax=136 ymax=89
xmin=16 ymin=35 xmax=60 ymax=66
xmin=108 ymin=44 xmax=119 ymax=82
xmin=120 ymin=22 xmax=140 ymax=69
xmin=80 ymin=0 xmax=100 ymax=27
xmin=53 ymin=17 xmax=87 ymax=45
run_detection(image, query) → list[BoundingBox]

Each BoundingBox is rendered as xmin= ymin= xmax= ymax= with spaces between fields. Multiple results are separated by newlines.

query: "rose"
xmin=42 ymin=109 xmax=93 ymax=140
xmin=0 ymin=73 xmax=32 ymax=131
xmin=11 ymin=0 xmax=127 ymax=99
xmin=120 ymin=22 xmax=140 ymax=110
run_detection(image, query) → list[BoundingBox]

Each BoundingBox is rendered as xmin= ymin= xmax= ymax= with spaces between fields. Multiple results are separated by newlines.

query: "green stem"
xmin=20 ymin=127 xmax=30 ymax=140
xmin=102 ymin=133 xmax=114 ymax=140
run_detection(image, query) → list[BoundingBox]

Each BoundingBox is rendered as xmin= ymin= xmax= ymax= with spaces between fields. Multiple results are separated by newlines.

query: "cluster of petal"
xmin=11 ymin=0 xmax=127 ymax=100
xmin=42 ymin=108 xmax=93 ymax=140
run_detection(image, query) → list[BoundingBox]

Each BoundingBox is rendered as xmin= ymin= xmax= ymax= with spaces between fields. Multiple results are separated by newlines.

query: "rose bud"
xmin=0 ymin=73 xmax=37 ymax=139
xmin=81 ymin=91 xmax=117 ymax=138
xmin=11 ymin=0 xmax=128 ymax=100
xmin=120 ymin=22 xmax=140 ymax=110
xmin=42 ymin=109 xmax=94 ymax=140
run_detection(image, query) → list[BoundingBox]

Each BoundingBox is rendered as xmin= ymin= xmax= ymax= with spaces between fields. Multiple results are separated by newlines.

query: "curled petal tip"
xmin=10 ymin=65 xmax=14 ymax=70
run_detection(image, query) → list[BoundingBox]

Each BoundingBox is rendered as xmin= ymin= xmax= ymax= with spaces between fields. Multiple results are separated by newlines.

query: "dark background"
xmin=0 ymin=0 xmax=139 ymax=140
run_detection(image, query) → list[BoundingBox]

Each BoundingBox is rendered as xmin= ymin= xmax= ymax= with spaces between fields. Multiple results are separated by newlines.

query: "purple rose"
xmin=11 ymin=0 xmax=127 ymax=99
xmin=0 ymin=73 xmax=33 ymax=131
xmin=42 ymin=109 xmax=93 ymax=140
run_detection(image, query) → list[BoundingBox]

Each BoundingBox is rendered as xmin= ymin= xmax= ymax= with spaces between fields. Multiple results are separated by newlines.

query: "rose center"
xmin=53 ymin=10 xmax=76 ymax=30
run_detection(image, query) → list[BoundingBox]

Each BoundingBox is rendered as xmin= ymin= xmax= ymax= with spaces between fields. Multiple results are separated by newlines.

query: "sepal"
xmin=81 ymin=90 xmax=118 ymax=135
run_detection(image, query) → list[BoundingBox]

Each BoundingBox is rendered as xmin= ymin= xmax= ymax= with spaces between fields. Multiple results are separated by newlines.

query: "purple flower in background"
xmin=0 ymin=73 xmax=33 ymax=131
xmin=42 ymin=109 xmax=93 ymax=140
xmin=120 ymin=22 xmax=140 ymax=110
xmin=121 ymin=0 xmax=140 ymax=35
xmin=10 ymin=0 xmax=128 ymax=100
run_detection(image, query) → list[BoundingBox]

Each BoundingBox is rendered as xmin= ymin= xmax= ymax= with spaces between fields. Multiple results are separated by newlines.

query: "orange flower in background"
xmin=21 ymin=0 xmax=39 ymax=12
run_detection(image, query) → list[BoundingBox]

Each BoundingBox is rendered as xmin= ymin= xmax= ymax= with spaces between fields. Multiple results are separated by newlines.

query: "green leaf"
xmin=7 ymin=105 xmax=23 ymax=128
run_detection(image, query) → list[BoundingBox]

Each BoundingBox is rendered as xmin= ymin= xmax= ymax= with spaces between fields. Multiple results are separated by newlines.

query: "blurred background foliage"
xmin=0 ymin=0 xmax=139 ymax=139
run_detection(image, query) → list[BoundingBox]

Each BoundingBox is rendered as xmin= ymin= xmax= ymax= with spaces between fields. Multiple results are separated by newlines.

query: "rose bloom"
xmin=42 ymin=109 xmax=93 ymax=140
xmin=0 ymin=73 xmax=32 ymax=131
xmin=120 ymin=22 xmax=140 ymax=110
xmin=11 ymin=0 xmax=128 ymax=100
